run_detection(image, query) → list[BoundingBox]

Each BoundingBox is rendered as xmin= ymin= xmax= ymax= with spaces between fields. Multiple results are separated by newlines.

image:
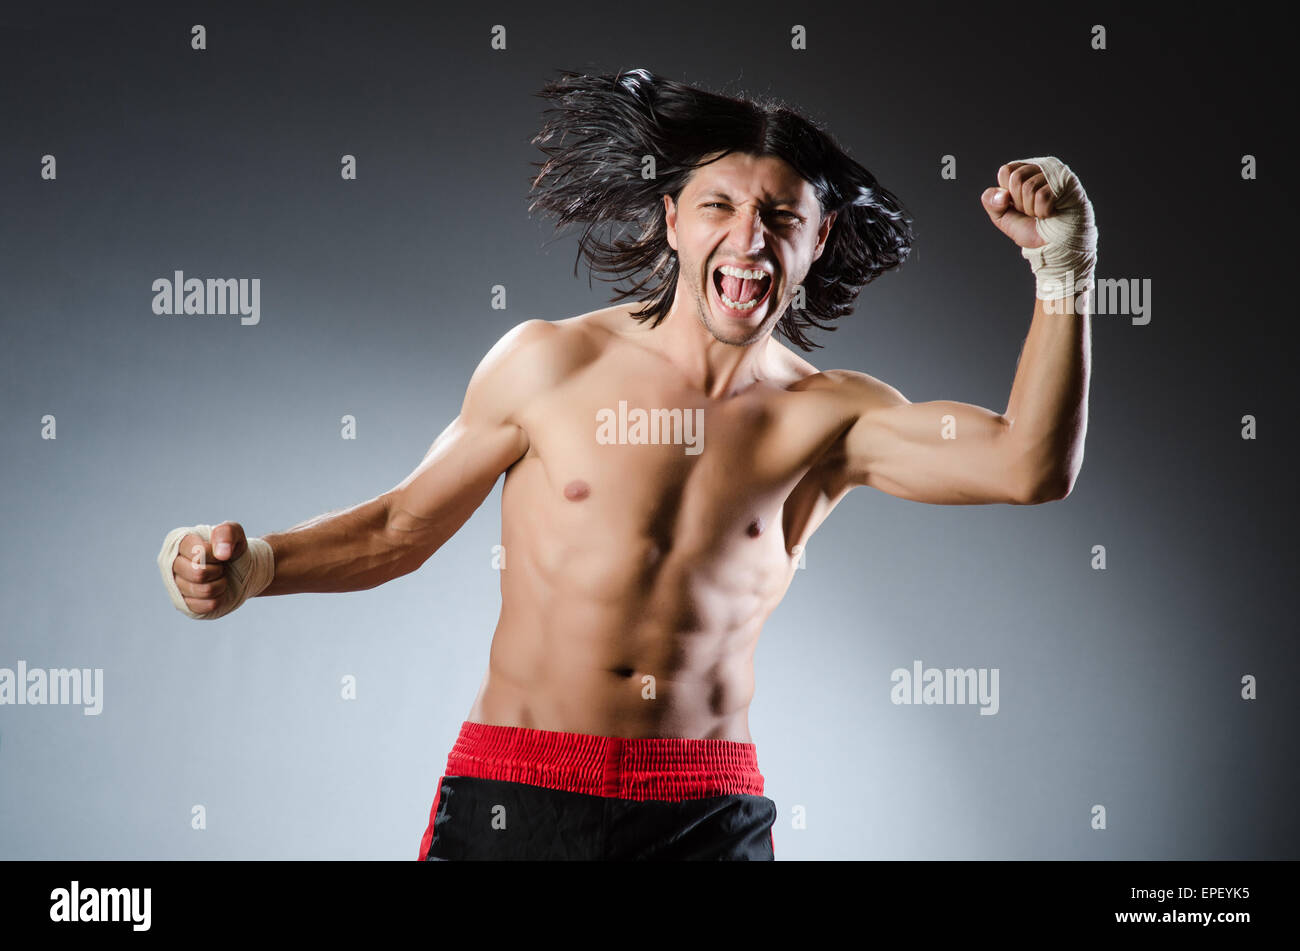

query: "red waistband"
xmin=443 ymin=720 xmax=765 ymax=801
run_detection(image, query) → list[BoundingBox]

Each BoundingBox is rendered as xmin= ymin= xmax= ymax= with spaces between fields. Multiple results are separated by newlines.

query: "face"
xmin=664 ymin=150 xmax=836 ymax=347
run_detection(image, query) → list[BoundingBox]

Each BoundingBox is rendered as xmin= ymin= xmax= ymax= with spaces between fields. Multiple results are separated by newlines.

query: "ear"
xmin=664 ymin=194 xmax=679 ymax=252
xmin=812 ymin=209 xmax=837 ymax=262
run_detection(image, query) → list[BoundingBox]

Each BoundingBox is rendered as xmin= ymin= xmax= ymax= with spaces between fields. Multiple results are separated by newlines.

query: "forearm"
xmin=259 ymin=495 xmax=416 ymax=596
xmin=1002 ymin=294 xmax=1091 ymax=496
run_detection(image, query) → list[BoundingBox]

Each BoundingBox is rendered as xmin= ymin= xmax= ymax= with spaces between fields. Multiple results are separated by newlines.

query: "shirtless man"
xmin=157 ymin=69 xmax=1094 ymax=860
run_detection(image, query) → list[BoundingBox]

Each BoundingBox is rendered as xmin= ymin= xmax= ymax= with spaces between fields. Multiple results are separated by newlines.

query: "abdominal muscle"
xmin=464 ymin=475 xmax=790 ymax=743
xmin=466 ymin=549 xmax=771 ymax=743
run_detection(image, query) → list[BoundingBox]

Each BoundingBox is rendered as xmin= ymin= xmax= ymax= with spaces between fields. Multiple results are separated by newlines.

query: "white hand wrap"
xmin=1010 ymin=156 xmax=1098 ymax=301
xmin=157 ymin=524 xmax=275 ymax=620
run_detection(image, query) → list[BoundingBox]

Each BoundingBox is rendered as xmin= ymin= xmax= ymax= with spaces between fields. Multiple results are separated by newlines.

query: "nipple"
xmin=564 ymin=479 xmax=591 ymax=501
xmin=746 ymin=516 xmax=764 ymax=538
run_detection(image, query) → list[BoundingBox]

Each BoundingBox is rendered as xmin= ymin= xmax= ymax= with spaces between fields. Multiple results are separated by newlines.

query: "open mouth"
xmin=710 ymin=264 xmax=773 ymax=317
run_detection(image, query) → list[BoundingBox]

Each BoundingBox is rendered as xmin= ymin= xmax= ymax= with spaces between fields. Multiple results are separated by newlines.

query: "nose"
xmin=731 ymin=206 xmax=767 ymax=254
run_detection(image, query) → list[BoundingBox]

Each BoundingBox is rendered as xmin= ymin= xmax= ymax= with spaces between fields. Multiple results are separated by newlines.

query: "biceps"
xmin=847 ymin=400 xmax=1024 ymax=504
xmin=386 ymin=415 xmax=528 ymax=546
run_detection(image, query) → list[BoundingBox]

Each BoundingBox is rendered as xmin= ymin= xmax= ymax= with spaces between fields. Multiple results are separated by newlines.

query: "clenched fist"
xmin=981 ymin=160 xmax=1060 ymax=249
xmin=157 ymin=521 xmax=275 ymax=620
xmin=980 ymin=156 xmax=1098 ymax=302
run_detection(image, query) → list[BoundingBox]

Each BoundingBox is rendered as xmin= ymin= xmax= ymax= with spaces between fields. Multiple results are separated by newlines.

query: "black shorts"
xmin=418 ymin=721 xmax=777 ymax=861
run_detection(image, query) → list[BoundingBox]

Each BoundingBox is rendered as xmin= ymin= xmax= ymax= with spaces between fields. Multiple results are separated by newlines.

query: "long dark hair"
xmin=527 ymin=67 xmax=913 ymax=351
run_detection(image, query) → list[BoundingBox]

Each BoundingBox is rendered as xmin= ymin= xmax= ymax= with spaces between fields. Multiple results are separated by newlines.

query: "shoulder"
xmin=473 ymin=313 xmax=610 ymax=382
xmin=768 ymin=343 xmax=908 ymax=413
xmin=462 ymin=312 xmax=614 ymax=422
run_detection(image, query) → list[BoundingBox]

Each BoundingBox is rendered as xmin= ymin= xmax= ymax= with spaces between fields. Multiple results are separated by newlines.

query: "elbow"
xmin=1001 ymin=433 xmax=1079 ymax=504
xmin=377 ymin=494 xmax=420 ymax=578
xmin=380 ymin=491 xmax=445 ymax=575
xmin=1012 ymin=470 xmax=1075 ymax=505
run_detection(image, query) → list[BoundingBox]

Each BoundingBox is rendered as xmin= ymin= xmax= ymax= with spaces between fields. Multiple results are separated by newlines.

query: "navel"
xmin=746 ymin=516 xmax=764 ymax=538
xmin=564 ymin=479 xmax=591 ymax=501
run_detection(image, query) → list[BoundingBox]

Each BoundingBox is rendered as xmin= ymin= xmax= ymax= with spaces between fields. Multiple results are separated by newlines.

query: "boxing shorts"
xmin=418 ymin=721 xmax=777 ymax=860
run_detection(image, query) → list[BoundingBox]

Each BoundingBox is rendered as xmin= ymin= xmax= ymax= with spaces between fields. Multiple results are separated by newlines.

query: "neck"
xmin=648 ymin=295 xmax=776 ymax=399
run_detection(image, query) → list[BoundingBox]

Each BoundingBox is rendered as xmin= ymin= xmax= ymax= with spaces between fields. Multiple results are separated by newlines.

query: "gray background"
xmin=1 ymin=1 xmax=1295 ymax=859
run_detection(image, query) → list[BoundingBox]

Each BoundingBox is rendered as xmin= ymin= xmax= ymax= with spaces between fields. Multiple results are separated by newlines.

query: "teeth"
xmin=720 ymin=291 xmax=761 ymax=310
xmin=718 ymin=264 xmax=770 ymax=281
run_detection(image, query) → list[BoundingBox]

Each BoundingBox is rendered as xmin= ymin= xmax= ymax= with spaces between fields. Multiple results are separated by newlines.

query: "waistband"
xmin=443 ymin=720 xmax=765 ymax=801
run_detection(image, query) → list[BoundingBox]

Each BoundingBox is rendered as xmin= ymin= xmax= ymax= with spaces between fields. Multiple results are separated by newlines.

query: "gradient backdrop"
xmin=1 ymin=1 xmax=1295 ymax=859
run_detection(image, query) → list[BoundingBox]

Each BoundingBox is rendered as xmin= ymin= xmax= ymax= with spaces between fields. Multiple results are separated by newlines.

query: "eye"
xmin=701 ymin=203 xmax=800 ymax=226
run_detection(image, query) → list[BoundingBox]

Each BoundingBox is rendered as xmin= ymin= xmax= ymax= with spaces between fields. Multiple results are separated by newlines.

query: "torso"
xmin=467 ymin=304 xmax=860 ymax=741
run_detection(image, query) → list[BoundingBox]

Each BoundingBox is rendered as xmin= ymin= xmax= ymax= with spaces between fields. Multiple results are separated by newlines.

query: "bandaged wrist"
xmin=1010 ymin=155 xmax=1098 ymax=301
xmin=157 ymin=524 xmax=275 ymax=620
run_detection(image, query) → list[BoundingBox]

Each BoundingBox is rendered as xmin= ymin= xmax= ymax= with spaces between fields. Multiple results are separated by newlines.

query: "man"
xmin=157 ymin=68 xmax=1095 ymax=860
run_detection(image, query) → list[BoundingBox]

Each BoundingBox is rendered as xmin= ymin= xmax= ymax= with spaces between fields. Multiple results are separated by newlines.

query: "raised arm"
xmin=828 ymin=157 xmax=1093 ymax=506
xmin=830 ymin=294 xmax=1088 ymax=505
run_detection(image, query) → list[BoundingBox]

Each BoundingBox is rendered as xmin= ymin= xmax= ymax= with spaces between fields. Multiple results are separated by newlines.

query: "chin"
xmin=698 ymin=302 xmax=773 ymax=347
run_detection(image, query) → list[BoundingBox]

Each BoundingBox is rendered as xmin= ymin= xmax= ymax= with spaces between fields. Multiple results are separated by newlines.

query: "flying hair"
xmin=527 ymin=67 xmax=914 ymax=350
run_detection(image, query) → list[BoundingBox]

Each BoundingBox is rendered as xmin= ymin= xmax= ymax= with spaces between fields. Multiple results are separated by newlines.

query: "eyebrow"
xmin=700 ymin=190 xmax=803 ymax=209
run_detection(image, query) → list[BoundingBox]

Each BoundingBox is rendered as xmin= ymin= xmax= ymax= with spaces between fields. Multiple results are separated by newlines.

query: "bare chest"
xmin=508 ymin=359 xmax=843 ymax=558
